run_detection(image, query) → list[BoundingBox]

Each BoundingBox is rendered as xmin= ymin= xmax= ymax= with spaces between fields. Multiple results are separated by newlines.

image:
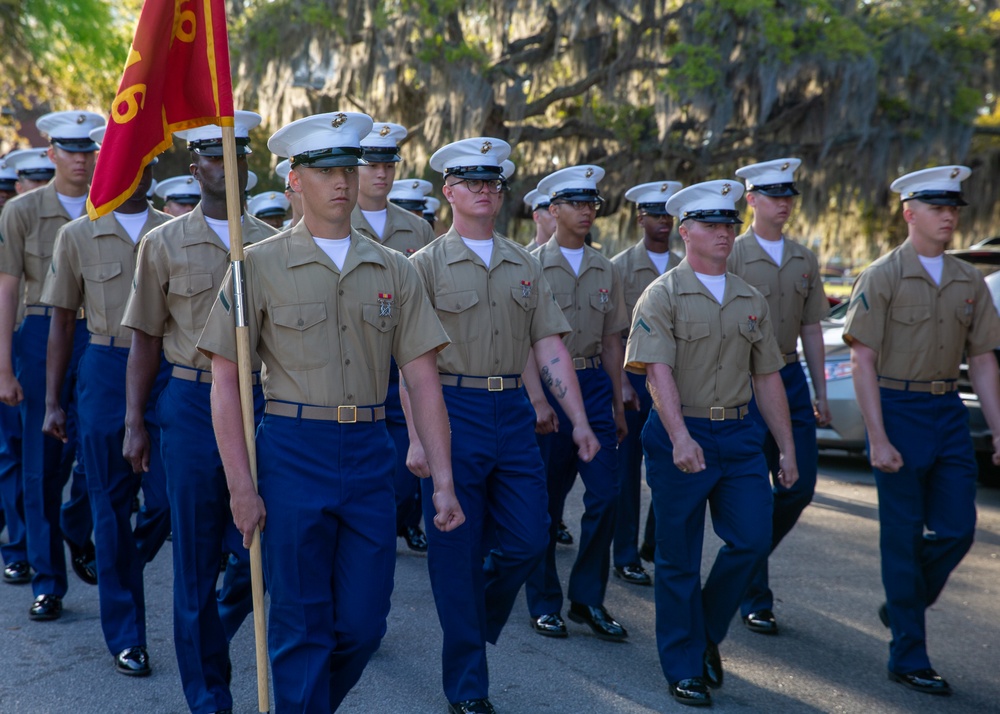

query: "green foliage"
xmin=1 ymin=0 xmax=137 ymax=110
xmin=665 ymin=43 xmax=722 ymax=99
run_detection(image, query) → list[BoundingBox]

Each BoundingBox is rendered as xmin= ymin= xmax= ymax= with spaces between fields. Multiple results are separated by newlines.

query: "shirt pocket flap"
xmin=754 ymin=283 xmax=771 ymax=297
xmin=81 ymin=262 xmax=123 ymax=283
xmin=738 ymin=320 xmax=763 ymax=342
xmin=435 ymin=289 xmax=480 ymax=314
xmin=510 ymin=285 xmax=538 ymax=310
xmin=272 ymin=302 xmax=328 ymax=331
xmin=362 ymin=303 xmax=400 ymax=332
xmin=676 ymin=321 xmax=710 ymax=342
xmin=589 ymin=291 xmax=613 ymax=313
xmin=168 ymin=272 xmax=214 ymax=297
xmin=889 ymin=304 xmax=931 ymax=326
xmin=554 ymin=292 xmax=574 ymax=310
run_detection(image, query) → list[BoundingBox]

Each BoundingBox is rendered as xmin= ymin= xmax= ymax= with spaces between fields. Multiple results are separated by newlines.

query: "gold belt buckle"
xmin=487 ymin=376 xmax=504 ymax=392
xmin=931 ymin=381 xmax=946 ymax=395
xmin=337 ymin=405 xmax=358 ymax=423
xmin=573 ymin=357 xmax=586 ymax=370
xmin=710 ymin=406 xmax=725 ymax=421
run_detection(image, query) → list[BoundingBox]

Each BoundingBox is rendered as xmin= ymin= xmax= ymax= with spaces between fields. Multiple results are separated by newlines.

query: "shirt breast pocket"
xmin=82 ymin=261 xmax=125 ymax=311
xmin=955 ymin=305 xmax=973 ymax=328
xmin=510 ymin=285 xmax=538 ymax=311
xmin=889 ymin=304 xmax=931 ymax=352
xmin=167 ymin=273 xmax=214 ymax=331
xmin=434 ymin=289 xmax=479 ymax=344
xmin=589 ymin=291 xmax=613 ymax=314
xmin=737 ymin=320 xmax=764 ymax=344
xmin=270 ymin=302 xmax=330 ymax=370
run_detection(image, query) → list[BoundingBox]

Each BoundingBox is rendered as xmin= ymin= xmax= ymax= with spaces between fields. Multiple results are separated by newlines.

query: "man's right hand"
xmin=532 ymin=399 xmax=559 ymax=435
xmin=123 ymin=422 xmax=151 ymax=474
xmin=869 ymin=440 xmax=903 ymax=473
xmin=672 ymin=433 xmax=706 ymax=474
xmin=231 ymin=491 xmax=267 ymax=550
xmin=0 ymin=371 xmax=23 ymax=407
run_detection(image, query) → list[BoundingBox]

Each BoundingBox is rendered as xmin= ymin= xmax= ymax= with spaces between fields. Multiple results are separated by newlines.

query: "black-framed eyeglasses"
xmin=450 ymin=178 xmax=504 ymax=194
xmin=555 ymin=199 xmax=601 ymax=213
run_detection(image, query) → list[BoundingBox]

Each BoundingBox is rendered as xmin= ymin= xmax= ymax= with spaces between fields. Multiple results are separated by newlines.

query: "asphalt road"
xmin=1 ymin=453 xmax=999 ymax=713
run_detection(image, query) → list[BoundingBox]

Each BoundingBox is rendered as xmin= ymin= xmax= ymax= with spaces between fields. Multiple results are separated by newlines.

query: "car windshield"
xmin=986 ymin=271 xmax=1000 ymax=316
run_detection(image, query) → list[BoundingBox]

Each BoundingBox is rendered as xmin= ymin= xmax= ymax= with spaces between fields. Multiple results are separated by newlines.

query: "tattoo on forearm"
xmin=549 ymin=357 xmax=560 ymax=365
xmin=540 ymin=365 xmax=569 ymax=399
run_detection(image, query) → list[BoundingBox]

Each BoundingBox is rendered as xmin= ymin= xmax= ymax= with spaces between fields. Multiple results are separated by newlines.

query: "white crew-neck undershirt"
xmin=754 ymin=232 xmax=784 ymax=265
xmin=313 ymin=235 xmax=351 ymax=270
xmin=462 ymin=236 xmax=494 ymax=266
xmin=560 ymin=246 xmax=585 ymax=276
xmin=57 ymin=193 xmax=88 ymax=220
xmin=918 ymin=254 xmax=944 ymax=285
xmin=694 ymin=271 xmax=727 ymax=304
xmin=361 ymin=208 xmax=387 ymax=239
xmin=647 ymin=250 xmax=672 ymax=275
xmin=113 ymin=210 xmax=148 ymax=244
xmin=203 ymin=215 xmax=244 ymax=250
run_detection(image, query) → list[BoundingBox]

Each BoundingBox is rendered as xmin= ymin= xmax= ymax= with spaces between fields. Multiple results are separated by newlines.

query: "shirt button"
xmin=345 ymin=359 xmax=351 ymax=365
xmin=347 ymin=394 xmax=353 ymax=400
xmin=341 ymin=325 xmax=347 ymax=331
xmin=297 ymin=319 xmax=304 ymax=326
xmin=494 ymin=330 xmax=499 ymax=335
xmin=339 ymin=290 xmax=344 ymax=296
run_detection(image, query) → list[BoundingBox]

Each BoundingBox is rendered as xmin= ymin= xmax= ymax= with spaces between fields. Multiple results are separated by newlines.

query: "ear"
xmin=47 ymin=146 xmax=57 ymax=162
xmin=902 ymin=204 xmax=915 ymax=224
xmin=288 ymin=167 xmax=303 ymax=193
xmin=745 ymin=192 xmax=757 ymax=208
xmin=442 ymin=183 xmax=455 ymax=204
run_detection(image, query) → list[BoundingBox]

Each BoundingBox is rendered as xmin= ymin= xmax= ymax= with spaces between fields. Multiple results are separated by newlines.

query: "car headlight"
xmin=825 ymin=360 xmax=853 ymax=381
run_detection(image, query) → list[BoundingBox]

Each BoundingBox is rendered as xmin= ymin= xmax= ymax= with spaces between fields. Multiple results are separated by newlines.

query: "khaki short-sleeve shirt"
xmin=611 ymin=242 xmax=680 ymax=322
xmin=352 ymin=202 xmax=435 ymax=256
xmin=533 ymin=239 xmax=629 ymax=358
xmin=843 ymin=239 xmax=1000 ymax=380
xmin=42 ymin=210 xmax=172 ymax=338
xmin=727 ymin=230 xmax=828 ymax=354
xmin=122 ymin=205 xmax=276 ymax=370
xmin=625 ymin=260 xmax=785 ymax=408
xmin=0 ymin=183 xmax=77 ymax=305
xmin=197 ymin=222 xmax=449 ymax=406
xmin=409 ymin=227 xmax=570 ymax=376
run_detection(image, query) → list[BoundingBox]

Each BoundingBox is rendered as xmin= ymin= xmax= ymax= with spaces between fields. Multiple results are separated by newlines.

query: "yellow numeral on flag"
xmin=112 ymin=84 xmax=147 ymax=124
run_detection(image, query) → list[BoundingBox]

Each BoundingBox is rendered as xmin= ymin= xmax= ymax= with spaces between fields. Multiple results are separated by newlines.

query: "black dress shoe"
xmin=743 ymin=609 xmax=778 ymax=635
xmin=400 ymin=526 xmax=428 ymax=552
xmin=29 ymin=594 xmax=62 ymax=621
xmin=448 ymin=698 xmax=496 ymax=714
xmin=530 ymin=612 xmax=567 ymax=638
xmin=613 ymin=563 xmax=651 ymax=586
xmin=888 ymin=668 xmax=951 ymax=695
xmin=115 ymin=646 xmax=151 ymax=676
xmin=639 ymin=541 xmax=655 ymax=563
xmin=555 ymin=520 xmax=573 ymax=545
xmin=669 ymin=678 xmax=712 ymax=707
xmin=567 ymin=602 xmax=628 ymax=641
xmin=66 ymin=538 xmax=98 ymax=585
xmin=878 ymin=603 xmax=890 ymax=629
xmin=3 ymin=560 xmax=31 ymax=584
xmin=703 ymin=642 xmax=723 ymax=688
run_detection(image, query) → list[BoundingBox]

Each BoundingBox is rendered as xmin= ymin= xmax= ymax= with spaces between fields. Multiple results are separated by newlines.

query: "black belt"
xmin=438 ymin=374 xmax=523 ymax=391
xmin=265 ymin=402 xmax=386 ymax=423
xmin=681 ymin=405 xmax=749 ymax=421
xmin=877 ymin=377 xmax=957 ymax=395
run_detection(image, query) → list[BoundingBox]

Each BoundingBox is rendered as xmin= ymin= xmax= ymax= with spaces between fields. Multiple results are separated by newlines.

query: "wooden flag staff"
xmin=221 ymin=124 xmax=270 ymax=714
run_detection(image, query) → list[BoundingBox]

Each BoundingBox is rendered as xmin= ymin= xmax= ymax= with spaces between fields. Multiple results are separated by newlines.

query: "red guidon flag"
xmin=87 ymin=0 xmax=234 ymax=219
